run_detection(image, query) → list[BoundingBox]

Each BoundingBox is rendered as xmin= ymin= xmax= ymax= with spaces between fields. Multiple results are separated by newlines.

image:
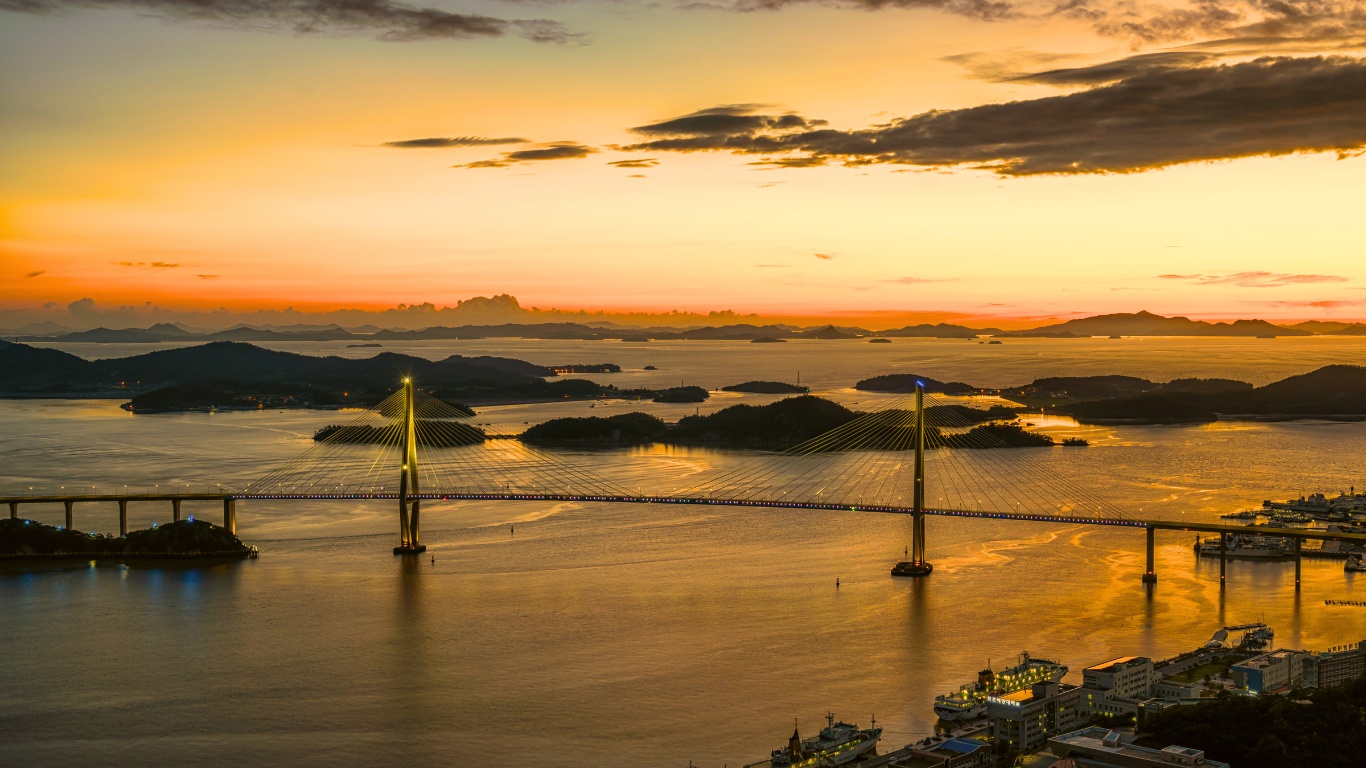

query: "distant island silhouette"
xmin=520 ymin=395 xmax=1060 ymax=450
xmin=9 ymin=311 xmax=1366 ymax=345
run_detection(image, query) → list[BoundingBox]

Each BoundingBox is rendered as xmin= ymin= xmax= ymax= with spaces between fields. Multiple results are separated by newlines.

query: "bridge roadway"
xmin=6 ymin=490 xmax=1366 ymax=586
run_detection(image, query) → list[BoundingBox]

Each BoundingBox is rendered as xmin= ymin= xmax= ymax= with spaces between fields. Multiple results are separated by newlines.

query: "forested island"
xmin=854 ymin=365 xmax=1366 ymax=424
xmin=519 ymin=395 xmax=1064 ymax=450
xmin=721 ymin=381 xmax=808 ymax=394
xmin=313 ymin=419 xmax=486 ymax=446
xmin=1 ymin=518 xmax=251 ymax=559
xmin=4 ymin=339 xmax=1363 ymax=424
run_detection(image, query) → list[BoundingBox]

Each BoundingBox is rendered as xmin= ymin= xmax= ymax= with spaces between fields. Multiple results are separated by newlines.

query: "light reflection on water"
xmin=3 ymin=339 xmax=1366 ymax=766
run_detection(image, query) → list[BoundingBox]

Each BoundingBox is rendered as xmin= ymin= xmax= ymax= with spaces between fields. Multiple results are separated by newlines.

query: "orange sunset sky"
xmin=2 ymin=0 xmax=1365 ymax=328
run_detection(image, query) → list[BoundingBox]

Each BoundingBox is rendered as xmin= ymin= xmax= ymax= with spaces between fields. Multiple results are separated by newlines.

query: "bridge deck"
xmin=6 ymin=491 xmax=1366 ymax=544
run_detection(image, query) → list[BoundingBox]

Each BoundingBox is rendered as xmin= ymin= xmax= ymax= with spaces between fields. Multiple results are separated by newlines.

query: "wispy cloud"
xmin=1262 ymin=299 xmax=1366 ymax=308
xmin=814 ymin=253 xmax=834 ymax=260
xmin=2 ymin=0 xmax=575 ymax=44
xmin=457 ymin=141 xmax=596 ymax=168
xmin=116 ymin=261 xmax=181 ymax=269
xmin=197 ymin=274 xmax=221 ymax=280
xmin=883 ymin=276 xmax=954 ymax=284
xmin=608 ymin=159 xmax=658 ymax=168
xmin=24 ymin=270 xmax=45 ymax=278
xmin=1159 ymin=272 xmax=1350 ymax=287
xmin=384 ymin=136 xmax=528 ymax=148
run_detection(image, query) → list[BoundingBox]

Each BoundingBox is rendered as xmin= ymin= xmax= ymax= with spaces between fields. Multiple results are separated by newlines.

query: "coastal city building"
xmin=862 ymin=736 xmax=994 ymax=768
xmin=1230 ymin=649 xmax=1305 ymax=694
xmin=1080 ymin=656 xmax=1157 ymax=716
xmin=987 ymin=681 xmax=1085 ymax=753
xmin=1043 ymin=727 xmax=1231 ymax=768
xmin=1303 ymin=641 xmax=1366 ymax=688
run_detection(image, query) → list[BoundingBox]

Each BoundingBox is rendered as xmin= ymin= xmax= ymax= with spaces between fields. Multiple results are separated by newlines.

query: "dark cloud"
xmin=0 ymin=0 xmax=574 ymax=44
xmin=750 ymin=156 xmax=829 ymax=168
xmin=457 ymin=141 xmax=596 ymax=168
xmin=383 ymin=136 xmax=528 ymax=148
xmin=1007 ymin=52 xmax=1221 ymax=85
xmin=632 ymin=105 xmax=828 ymax=136
xmin=620 ymin=57 xmax=1366 ymax=176
xmin=607 ymin=159 xmax=658 ymax=168
xmin=1088 ymin=0 xmax=1366 ymax=47
xmin=814 ymin=253 xmax=834 ymax=260
xmin=1159 ymin=271 xmax=1350 ymax=287
xmin=24 ymin=270 xmax=45 ymax=278
xmin=505 ymin=142 xmax=596 ymax=161
xmin=731 ymin=0 xmax=1014 ymax=21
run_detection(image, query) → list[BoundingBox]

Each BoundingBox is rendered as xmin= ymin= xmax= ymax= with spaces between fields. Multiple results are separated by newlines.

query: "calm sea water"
xmin=4 ymin=338 xmax=1366 ymax=767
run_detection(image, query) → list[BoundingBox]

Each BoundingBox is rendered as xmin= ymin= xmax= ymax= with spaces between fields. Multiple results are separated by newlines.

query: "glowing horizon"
xmin=3 ymin=1 xmax=1365 ymax=323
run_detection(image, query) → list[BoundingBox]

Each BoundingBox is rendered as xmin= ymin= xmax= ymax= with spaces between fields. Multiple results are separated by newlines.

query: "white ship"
xmin=932 ymin=652 xmax=1068 ymax=721
xmin=747 ymin=714 xmax=881 ymax=768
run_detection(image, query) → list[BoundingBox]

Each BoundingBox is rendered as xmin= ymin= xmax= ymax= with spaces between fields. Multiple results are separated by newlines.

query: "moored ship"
xmin=1194 ymin=533 xmax=1295 ymax=559
xmin=746 ymin=714 xmax=881 ymax=768
xmin=932 ymin=652 xmax=1068 ymax=721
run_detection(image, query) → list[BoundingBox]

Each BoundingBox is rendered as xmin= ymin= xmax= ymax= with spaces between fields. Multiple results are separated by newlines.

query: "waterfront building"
xmin=1080 ymin=657 xmax=1157 ymax=717
xmin=1045 ymin=727 xmax=1230 ymax=768
xmin=1230 ymin=649 xmax=1305 ymax=694
xmin=1302 ymin=641 xmax=1366 ymax=688
xmin=861 ymin=736 xmax=993 ymax=768
xmin=987 ymin=681 xmax=1085 ymax=753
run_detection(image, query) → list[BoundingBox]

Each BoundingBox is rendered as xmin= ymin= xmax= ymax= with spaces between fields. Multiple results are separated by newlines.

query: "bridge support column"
xmin=1294 ymin=537 xmax=1302 ymax=591
xmin=65 ymin=500 xmax=74 ymax=531
xmin=8 ymin=501 xmax=16 ymax=520
xmin=1219 ymin=532 xmax=1227 ymax=588
xmin=409 ymin=500 xmax=421 ymax=549
xmin=118 ymin=500 xmax=128 ymax=537
xmin=1142 ymin=525 xmax=1157 ymax=584
xmin=393 ymin=377 xmax=425 ymax=555
xmin=891 ymin=383 xmax=931 ymax=578
xmin=222 ymin=499 xmax=236 ymax=535
xmin=173 ymin=499 xmax=181 ymax=523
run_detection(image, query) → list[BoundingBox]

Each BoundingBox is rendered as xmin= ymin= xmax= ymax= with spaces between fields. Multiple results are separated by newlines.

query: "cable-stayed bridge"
xmin=6 ymin=378 xmax=1364 ymax=587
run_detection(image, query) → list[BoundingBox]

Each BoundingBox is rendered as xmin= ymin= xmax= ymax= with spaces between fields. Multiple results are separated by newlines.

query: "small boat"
xmin=1346 ymin=555 xmax=1366 ymax=573
xmin=1221 ymin=510 xmax=1259 ymax=520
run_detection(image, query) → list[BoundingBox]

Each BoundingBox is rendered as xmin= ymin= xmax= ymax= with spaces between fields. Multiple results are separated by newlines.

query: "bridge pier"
xmin=173 ymin=499 xmax=181 ymax=523
xmin=1294 ymin=537 xmax=1302 ymax=591
xmin=223 ymin=498 xmax=236 ymax=535
xmin=64 ymin=500 xmax=73 ymax=531
xmin=8 ymin=501 xmax=15 ymax=520
xmin=118 ymin=499 xmax=128 ymax=536
xmin=1219 ymin=531 xmax=1227 ymax=588
xmin=1142 ymin=525 xmax=1157 ymax=584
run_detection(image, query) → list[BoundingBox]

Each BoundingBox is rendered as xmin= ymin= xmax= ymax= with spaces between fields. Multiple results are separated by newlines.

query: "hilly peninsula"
xmin=0 ymin=340 xmax=697 ymax=411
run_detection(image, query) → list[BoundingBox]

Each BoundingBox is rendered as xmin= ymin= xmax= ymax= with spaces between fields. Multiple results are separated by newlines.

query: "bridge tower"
xmin=394 ymin=377 xmax=426 ymax=555
xmin=892 ymin=382 xmax=932 ymax=577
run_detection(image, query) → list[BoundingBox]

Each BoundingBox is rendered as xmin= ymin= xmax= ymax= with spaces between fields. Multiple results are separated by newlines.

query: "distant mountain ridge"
xmin=4 ymin=311 xmax=1363 ymax=342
